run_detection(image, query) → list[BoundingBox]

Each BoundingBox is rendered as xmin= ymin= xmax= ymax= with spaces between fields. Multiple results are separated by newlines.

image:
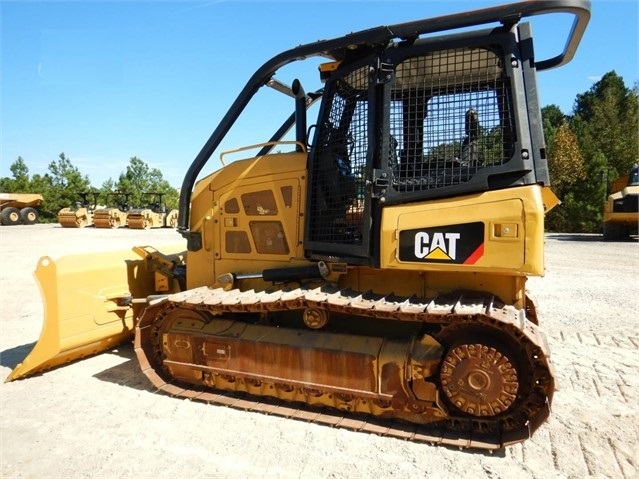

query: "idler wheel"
xmin=440 ymin=342 xmax=519 ymax=417
xmin=303 ymin=308 xmax=329 ymax=329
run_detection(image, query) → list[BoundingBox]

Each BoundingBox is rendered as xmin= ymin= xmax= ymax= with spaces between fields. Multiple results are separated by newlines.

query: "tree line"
xmin=1 ymin=70 xmax=637 ymax=231
xmin=543 ymin=71 xmax=637 ymax=232
xmin=0 ymin=155 xmax=179 ymax=223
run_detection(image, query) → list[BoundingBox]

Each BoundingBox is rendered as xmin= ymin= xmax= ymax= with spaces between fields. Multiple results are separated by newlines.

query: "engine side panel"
xmin=380 ymin=185 xmax=546 ymax=276
xmin=185 ymin=151 xmax=308 ymax=289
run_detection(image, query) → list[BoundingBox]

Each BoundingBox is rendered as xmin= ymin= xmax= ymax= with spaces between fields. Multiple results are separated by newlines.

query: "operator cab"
xmin=305 ymin=27 xmax=541 ymax=264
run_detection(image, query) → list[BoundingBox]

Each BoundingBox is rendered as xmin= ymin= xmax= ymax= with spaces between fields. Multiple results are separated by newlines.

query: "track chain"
xmin=135 ymin=285 xmax=554 ymax=450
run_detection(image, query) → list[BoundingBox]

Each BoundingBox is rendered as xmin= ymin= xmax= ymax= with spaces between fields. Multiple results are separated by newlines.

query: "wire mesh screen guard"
xmin=389 ymin=47 xmax=514 ymax=192
xmin=309 ymin=68 xmax=369 ymax=245
xmin=309 ymin=45 xmax=514 ymax=245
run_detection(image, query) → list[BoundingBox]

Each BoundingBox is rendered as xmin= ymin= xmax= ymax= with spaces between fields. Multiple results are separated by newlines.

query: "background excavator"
xmin=6 ymin=0 xmax=590 ymax=450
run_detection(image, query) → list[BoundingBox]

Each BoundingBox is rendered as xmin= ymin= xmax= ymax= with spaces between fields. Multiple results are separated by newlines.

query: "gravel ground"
xmin=1 ymin=224 xmax=637 ymax=479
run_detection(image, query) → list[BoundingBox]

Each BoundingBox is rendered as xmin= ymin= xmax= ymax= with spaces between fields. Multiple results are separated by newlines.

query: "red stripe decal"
xmin=464 ymin=243 xmax=484 ymax=265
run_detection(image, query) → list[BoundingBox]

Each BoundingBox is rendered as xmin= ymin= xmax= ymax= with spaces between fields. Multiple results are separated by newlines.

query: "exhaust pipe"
xmin=292 ymin=79 xmax=307 ymax=152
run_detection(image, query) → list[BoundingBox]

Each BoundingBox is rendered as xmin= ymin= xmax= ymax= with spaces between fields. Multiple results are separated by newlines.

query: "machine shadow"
xmin=1 ymin=341 xmax=153 ymax=394
xmin=92 ymin=342 xmax=506 ymax=456
xmin=3 ymin=343 xmax=506 ymax=455
xmin=92 ymin=343 xmax=156 ymax=393
xmin=0 ymin=342 xmax=36 ymax=370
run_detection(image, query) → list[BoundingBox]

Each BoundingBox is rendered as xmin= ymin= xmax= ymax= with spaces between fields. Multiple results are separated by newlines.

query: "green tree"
xmin=542 ymin=104 xmax=565 ymax=130
xmin=98 ymin=178 xmax=120 ymax=208
xmin=0 ymin=157 xmax=31 ymax=192
xmin=47 ymin=153 xmax=91 ymax=189
xmin=549 ymin=151 xmax=608 ymax=233
xmin=573 ymin=71 xmax=638 ymax=176
xmin=542 ymin=104 xmax=566 ymax=160
xmin=547 ymin=122 xmax=585 ymax=197
xmin=0 ymin=154 xmax=95 ymax=222
xmin=116 ymin=157 xmax=178 ymax=210
xmin=545 ymin=120 xmax=589 ymax=232
xmin=42 ymin=153 xmax=94 ymax=221
xmin=10 ymin=157 xmax=31 ymax=191
xmin=545 ymin=72 xmax=638 ymax=233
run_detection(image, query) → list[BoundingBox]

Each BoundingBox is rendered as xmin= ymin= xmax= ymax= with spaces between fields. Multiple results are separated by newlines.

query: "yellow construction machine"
xmin=603 ymin=164 xmax=639 ymax=240
xmin=93 ymin=192 xmax=132 ymax=229
xmin=127 ymin=192 xmax=178 ymax=229
xmin=7 ymin=0 xmax=591 ymax=450
xmin=57 ymin=192 xmax=99 ymax=228
xmin=0 ymin=193 xmax=43 ymax=225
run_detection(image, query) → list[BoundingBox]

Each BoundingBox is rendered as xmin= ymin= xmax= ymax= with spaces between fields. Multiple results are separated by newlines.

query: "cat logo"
xmin=414 ymin=232 xmax=460 ymax=261
xmin=398 ymin=222 xmax=484 ymax=264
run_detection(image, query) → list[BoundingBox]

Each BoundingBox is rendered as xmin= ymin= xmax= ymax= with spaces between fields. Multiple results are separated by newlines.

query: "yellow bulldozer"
xmin=0 ymin=193 xmax=43 ymax=225
xmin=6 ymin=0 xmax=591 ymax=450
xmin=57 ymin=192 xmax=100 ymax=228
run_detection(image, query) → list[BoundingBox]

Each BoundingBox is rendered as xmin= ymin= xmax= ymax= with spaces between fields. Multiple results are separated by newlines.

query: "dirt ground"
xmin=1 ymin=224 xmax=637 ymax=479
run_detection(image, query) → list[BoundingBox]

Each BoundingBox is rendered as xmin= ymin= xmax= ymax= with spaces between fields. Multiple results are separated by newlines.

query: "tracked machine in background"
xmin=8 ymin=1 xmax=590 ymax=450
xmin=127 ymin=192 xmax=178 ymax=229
xmin=93 ymin=193 xmax=132 ymax=229
xmin=57 ymin=192 xmax=99 ymax=228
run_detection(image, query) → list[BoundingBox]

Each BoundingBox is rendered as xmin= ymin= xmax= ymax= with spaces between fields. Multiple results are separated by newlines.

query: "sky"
xmin=1 ymin=0 xmax=637 ymax=188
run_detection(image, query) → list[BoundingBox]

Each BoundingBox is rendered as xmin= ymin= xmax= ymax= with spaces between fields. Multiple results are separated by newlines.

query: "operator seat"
xmin=459 ymin=108 xmax=479 ymax=166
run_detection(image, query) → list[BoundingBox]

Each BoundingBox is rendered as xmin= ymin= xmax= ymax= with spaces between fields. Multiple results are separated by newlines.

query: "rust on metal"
xmin=440 ymin=344 xmax=519 ymax=417
xmin=134 ymin=285 xmax=554 ymax=450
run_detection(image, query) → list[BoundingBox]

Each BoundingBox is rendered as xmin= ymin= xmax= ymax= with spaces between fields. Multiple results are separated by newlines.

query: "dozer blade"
xmin=6 ymin=246 xmax=182 ymax=381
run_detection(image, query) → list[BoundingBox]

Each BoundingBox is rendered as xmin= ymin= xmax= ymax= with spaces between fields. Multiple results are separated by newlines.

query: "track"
xmin=134 ymin=285 xmax=554 ymax=450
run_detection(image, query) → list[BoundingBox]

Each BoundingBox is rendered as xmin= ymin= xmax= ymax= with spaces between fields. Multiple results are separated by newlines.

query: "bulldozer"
xmin=0 ymin=193 xmax=43 ymax=225
xmin=57 ymin=192 xmax=99 ymax=228
xmin=7 ymin=0 xmax=590 ymax=450
xmin=602 ymin=164 xmax=639 ymax=240
xmin=93 ymin=192 xmax=132 ymax=229
xmin=127 ymin=192 xmax=179 ymax=229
